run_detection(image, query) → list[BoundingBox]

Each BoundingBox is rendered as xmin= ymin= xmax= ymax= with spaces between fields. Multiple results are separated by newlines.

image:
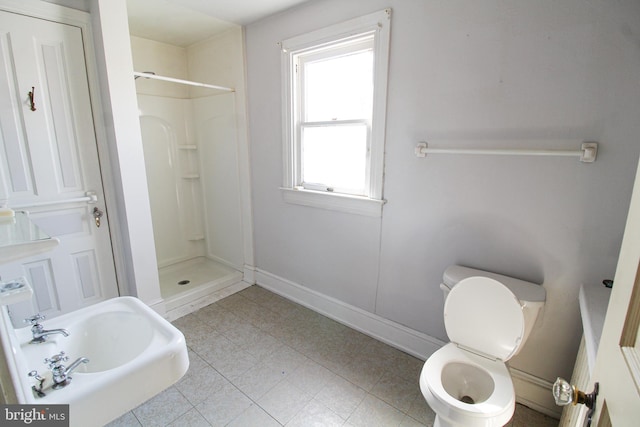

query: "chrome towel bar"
xmin=9 ymin=191 xmax=98 ymax=209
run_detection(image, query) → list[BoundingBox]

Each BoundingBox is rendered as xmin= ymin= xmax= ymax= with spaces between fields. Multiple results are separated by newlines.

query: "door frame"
xmin=589 ymin=157 xmax=640 ymax=425
xmin=0 ymin=0 xmax=124 ymax=404
xmin=0 ymin=0 xmax=127 ymax=297
xmin=0 ymin=0 xmax=168 ymax=403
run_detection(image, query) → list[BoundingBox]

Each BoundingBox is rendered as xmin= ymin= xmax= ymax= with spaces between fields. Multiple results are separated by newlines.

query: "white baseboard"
xmin=243 ymin=264 xmax=257 ymax=284
xmin=255 ymin=268 xmax=561 ymax=419
xmin=511 ymin=367 xmax=562 ymax=419
xmin=255 ymin=268 xmax=443 ymax=360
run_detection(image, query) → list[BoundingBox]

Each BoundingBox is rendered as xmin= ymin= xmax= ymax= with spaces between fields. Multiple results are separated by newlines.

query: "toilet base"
xmin=433 ymin=414 xmax=510 ymax=427
xmin=434 ymin=415 xmax=451 ymax=427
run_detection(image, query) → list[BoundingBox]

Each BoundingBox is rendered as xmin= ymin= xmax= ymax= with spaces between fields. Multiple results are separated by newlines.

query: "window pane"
xmin=304 ymin=49 xmax=373 ymax=122
xmin=302 ymin=125 xmax=367 ymax=194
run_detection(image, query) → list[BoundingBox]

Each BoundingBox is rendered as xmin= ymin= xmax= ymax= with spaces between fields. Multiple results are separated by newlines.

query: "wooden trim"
xmin=619 ymin=261 xmax=640 ymax=346
xmin=619 ymin=260 xmax=640 ymax=394
xmin=597 ymin=400 xmax=612 ymax=427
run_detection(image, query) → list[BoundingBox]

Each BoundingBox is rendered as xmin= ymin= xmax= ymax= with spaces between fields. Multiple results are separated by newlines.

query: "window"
xmin=280 ymin=9 xmax=391 ymax=217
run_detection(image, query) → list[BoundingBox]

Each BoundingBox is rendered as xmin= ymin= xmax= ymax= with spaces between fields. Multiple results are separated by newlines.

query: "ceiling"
xmin=43 ymin=0 xmax=311 ymax=47
xmin=126 ymin=0 xmax=311 ymax=46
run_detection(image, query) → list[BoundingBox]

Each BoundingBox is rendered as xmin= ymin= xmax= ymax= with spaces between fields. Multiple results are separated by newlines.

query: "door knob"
xmin=553 ymin=377 xmax=599 ymax=426
xmin=92 ymin=207 xmax=103 ymax=228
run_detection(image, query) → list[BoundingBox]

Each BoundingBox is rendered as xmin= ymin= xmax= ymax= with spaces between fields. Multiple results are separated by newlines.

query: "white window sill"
xmin=280 ymin=188 xmax=385 ymax=217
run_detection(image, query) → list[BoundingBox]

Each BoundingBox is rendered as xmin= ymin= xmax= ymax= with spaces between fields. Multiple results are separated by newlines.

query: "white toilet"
xmin=419 ymin=265 xmax=546 ymax=427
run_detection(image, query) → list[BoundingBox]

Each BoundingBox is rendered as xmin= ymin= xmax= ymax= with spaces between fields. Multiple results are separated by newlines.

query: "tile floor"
xmin=108 ymin=285 xmax=559 ymax=427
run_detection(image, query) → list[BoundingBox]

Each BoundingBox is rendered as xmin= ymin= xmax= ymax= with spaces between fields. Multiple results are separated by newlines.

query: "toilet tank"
xmin=440 ymin=265 xmax=546 ymax=352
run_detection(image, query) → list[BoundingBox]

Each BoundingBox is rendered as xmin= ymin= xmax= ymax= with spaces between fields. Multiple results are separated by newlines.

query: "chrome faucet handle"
xmin=28 ymin=370 xmax=46 ymax=398
xmin=24 ymin=314 xmax=45 ymax=325
xmin=42 ymin=352 xmax=88 ymax=389
xmin=28 ymin=370 xmax=44 ymax=381
xmin=44 ymin=351 xmax=68 ymax=369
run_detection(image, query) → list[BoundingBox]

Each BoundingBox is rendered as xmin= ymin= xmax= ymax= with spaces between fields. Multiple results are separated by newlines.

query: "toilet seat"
xmin=420 ymin=343 xmax=515 ymax=424
xmin=444 ymin=276 xmax=525 ymax=361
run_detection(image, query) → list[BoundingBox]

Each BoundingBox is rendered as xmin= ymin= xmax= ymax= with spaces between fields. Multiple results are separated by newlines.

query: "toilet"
xmin=419 ymin=265 xmax=546 ymax=427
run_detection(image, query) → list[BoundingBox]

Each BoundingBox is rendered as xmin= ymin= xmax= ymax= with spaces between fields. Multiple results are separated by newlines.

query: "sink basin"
xmin=1 ymin=296 xmax=189 ymax=427
xmin=19 ymin=310 xmax=156 ymax=374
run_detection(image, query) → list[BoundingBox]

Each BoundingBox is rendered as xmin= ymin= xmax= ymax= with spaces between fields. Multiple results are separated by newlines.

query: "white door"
xmin=0 ymin=10 xmax=118 ymax=324
xmin=588 ymin=157 xmax=640 ymax=426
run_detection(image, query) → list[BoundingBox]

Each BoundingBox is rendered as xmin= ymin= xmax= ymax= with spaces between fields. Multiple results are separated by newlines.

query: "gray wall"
xmin=245 ymin=0 xmax=640 ymax=383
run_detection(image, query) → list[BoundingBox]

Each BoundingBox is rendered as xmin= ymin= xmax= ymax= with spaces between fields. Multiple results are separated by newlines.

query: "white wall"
xmin=187 ymin=28 xmax=255 ymax=272
xmin=87 ymin=1 xmax=253 ymax=314
xmin=130 ymin=33 xmax=249 ymax=272
xmin=193 ymin=94 xmax=245 ymax=269
xmin=130 ymin=36 xmax=189 ymax=98
xmin=245 ymin=0 xmax=640 ymax=395
xmin=138 ymin=95 xmax=207 ymax=266
xmin=89 ymin=0 xmax=162 ymax=310
xmin=131 ymin=37 xmax=206 ymax=267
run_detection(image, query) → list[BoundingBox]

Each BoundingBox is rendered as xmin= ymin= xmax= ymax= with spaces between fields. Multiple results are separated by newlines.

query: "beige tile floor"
xmin=108 ymin=285 xmax=559 ymax=427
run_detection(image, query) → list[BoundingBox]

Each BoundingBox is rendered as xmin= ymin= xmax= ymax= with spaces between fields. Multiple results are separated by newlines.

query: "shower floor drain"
xmin=177 ymin=280 xmax=190 ymax=285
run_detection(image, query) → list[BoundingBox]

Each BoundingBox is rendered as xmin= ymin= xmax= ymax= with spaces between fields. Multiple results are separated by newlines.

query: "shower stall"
xmin=131 ymin=31 xmax=251 ymax=319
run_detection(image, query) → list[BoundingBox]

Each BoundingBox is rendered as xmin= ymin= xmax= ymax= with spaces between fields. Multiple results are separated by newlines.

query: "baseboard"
xmin=243 ymin=264 xmax=257 ymax=284
xmin=255 ymin=267 xmax=562 ymax=419
xmin=164 ymin=280 xmax=251 ymax=322
xmin=511 ymin=367 xmax=562 ymax=419
xmin=148 ymin=298 xmax=167 ymax=318
xmin=255 ymin=268 xmax=443 ymax=360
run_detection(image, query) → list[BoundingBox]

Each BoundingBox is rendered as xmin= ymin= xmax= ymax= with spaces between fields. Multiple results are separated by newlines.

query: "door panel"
xmin=24 ymin=259 xmax=57 ymax=313
xmin=3 ymin=14 xmax=91 ymax=201
xmin=0 ymin=10 xmax=118 ymax=324
xmin=40 ymin=42 xmax=83 ymax=192
xmin=0 ymin=30 xmax=34 ymax=197
xmin=589 ymin=157 xmax=640 ymax=426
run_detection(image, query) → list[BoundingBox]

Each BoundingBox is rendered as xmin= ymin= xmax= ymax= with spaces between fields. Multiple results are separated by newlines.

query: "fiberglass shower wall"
xmin=132 ymin=34 xmax=245 ymax=272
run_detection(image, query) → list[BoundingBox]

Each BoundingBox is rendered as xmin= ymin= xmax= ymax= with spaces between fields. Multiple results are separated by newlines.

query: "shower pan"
xmin=136 ymin=72 xmax=246 ymax=320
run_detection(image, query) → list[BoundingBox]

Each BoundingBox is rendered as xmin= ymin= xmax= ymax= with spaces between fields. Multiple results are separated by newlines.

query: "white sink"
xmin=1 ymin=297 xmax=189 ymax=427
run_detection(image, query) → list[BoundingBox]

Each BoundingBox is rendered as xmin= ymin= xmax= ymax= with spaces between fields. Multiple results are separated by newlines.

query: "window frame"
xmin=297 ymin=37 xmax=373 ymax=196
xmin=280 ymin=9 xmax=391 ymax=217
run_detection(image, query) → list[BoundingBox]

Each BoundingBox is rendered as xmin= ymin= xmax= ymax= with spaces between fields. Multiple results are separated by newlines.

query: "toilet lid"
xmin=444 ymin=276 xmax=524 ymax=361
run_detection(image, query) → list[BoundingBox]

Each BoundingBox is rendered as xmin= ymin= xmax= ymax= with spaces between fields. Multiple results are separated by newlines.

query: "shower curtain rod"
xmin=133 ymin=71 xmax=235 ymax=92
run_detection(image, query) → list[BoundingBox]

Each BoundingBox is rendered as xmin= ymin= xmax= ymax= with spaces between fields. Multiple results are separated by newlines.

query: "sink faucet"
xmin=45 ymin=351 xmax=89 ymax=389
xmin=24 ymin=314 xmax=70 ymax=344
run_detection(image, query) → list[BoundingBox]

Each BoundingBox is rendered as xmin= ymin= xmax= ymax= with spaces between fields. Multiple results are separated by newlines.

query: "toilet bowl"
xmin=420 ymin=343 xmax=515 ymax=427
xmin=419 ymin=266 xmax=545 ymax=427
